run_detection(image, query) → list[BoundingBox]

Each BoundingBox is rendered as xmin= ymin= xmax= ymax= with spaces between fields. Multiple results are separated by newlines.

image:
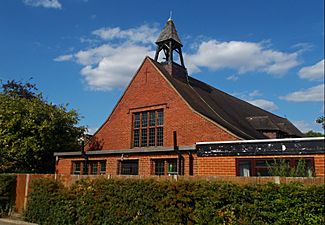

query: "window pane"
xmin=133 ymin=130 xmax=140 ymax=147
xmin=149 ymin=111 xmax=156 ymax=126
xmin=237 ymin=158 xmax=315 ymax=177
xmin=149 ymin=128 xmax=155 ymax=146
xmin=256 ymin=169 xmax=270 ymax=176
xmin=294 ymin=159 xmax=314 ymax=177
xmin=141 ymin=129 xmax=147 ymax=147
xmin=305 ymin=160 xmax=313 ymax=177
xmin=142 ymin=112 xmax=148 ymax=127
xmin=154 ymin=160 xmax=165 ymax=175
xmin=76 ymin=162 xmax=81 ymax=173
xmin=120 ymin=160 xmax=138 ymax=175
xmin=157 ymin=127 xmax=163 ymax=146
xmin=239 ymin=161 xmax=251 ymax=176
xmin=157 ymin=110 xmax=164 ymax=126
xmin=72 ymin=162 xmax=81 ymax=175
xmin=90 ymin=162 xmax=98 ymax=175
xmin=256 ymin=160 xmax=271 ymax=167
xmin=167 ymin=159 xmax=177 ymax=175
xmin=82 ymin=161 xmax=88 ymax=175
xmin=134 ymin=113 xmax=140 ymax=128
xmin=100 ymin=161 xmax=106 ymax=174
xmin=306 ymin=162 xmax=313 ymax=177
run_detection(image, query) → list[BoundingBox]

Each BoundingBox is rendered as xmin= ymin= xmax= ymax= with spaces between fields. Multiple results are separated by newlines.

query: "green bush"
xmin=24 ymin=178 xmax=325 ymax=225
xmin=23 ymin=178 xmax=77 ymax=225
xmin=0 ymin=174 xmax=16 ymax=217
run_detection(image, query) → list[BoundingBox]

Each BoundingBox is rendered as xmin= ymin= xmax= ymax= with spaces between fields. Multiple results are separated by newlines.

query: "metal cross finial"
xmin=168 ymin=11 xmax=172 ymax=21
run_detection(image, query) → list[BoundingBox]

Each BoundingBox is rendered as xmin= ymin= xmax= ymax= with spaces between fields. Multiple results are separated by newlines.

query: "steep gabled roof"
xmin=156 ymin=19 xmax=182 ymax=46
xmin=149 ymin=58 xmax=303 ymax=139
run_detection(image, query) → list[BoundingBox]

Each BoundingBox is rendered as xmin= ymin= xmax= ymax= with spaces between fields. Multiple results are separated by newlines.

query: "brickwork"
xmin=196 ymin=154 xmax=325 ymax=177
xmin=56 ymin=158 xmax=72 ymax=175
xmin=57 ymin=153 xmax=192 ymax=177
xmin=57 ymin=153 xmax=324 ymax=177
xmin=314 ymin=154 xmax=325 ymax=177
xmin=197 ymin=156 xmax=236 ymax=176
xmin=87 ymin=58 xmax=237 ymax=151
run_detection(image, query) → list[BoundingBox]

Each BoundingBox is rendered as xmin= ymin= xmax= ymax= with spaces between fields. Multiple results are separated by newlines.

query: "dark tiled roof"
xmin=156 ymin=19 xmax=182 ymax=45
xmin=150 ymin=58 xmax=304 ymax=139
xmin=246 ymin=116 xmax=280 ymax=130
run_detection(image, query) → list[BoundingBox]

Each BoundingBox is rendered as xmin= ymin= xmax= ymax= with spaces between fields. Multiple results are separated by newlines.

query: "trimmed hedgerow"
xmin=23 ymin=178 xmax=325 ymax=225
xmin=23 ymin=178 xmax=76 ymax=225
xmin=0 ymin=174 xmax=16 ymax=217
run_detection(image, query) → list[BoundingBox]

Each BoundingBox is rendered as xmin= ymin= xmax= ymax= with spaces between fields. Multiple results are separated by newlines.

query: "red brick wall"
xmin=197 ymin=156 xmax=236 ymax=176
xmin=87 ymin=58 xmax=238 ymax=151
xmin=56 ymin=158 xmax=73 ymax=175
xmin=56 ymin=153 xmax=190 ymax=177
xmin=57 ymin=153 xmax=324 ymax=177
xmin=314 ymin=154 xmax=325 ymax=177
xmin=197 ymin=154 xmax=325 ymax=177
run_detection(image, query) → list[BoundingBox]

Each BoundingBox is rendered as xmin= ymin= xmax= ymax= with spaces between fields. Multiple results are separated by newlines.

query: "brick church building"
xmin=55 ymin=19 xmax=325 ymax=177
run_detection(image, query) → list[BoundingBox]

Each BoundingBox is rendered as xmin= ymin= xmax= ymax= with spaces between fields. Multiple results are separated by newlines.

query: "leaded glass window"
xmin=132 ymin=109 xmax=164 ymax=147
xmin=119 ymin=160 xmax=139 ymax=175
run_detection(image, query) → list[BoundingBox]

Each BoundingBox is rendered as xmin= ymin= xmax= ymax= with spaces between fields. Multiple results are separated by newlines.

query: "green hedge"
xmin=24 ymin=178 xmax=325 ymax=225
xmin=0 ymin=174 xmax=16 ymax=217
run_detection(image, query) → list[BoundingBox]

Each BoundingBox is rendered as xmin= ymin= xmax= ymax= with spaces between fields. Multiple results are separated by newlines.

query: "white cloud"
xmin=291 ymin=43 xmax=313 ymax=53
xmin=80 ymin=44 xmax=153 ymax=90
xmin=298 ymin=59 xmax=324 ymax=81
xmin=54 ymin=25 xmax=160 ymax=90
xmin=280 ymin=84 xmax=324 ymax=102
xmin=186 ymin=40 xmax=300 ymax=75
xmin=247 ymin=99 xmax=278 ymax=111
xmin=292 ymin=120 xmax=312 ymax=133
xmin=23 ymin=0 xmax=62 ymax=9
xmin=249 ymin=90 xmax=262 ymax=97
xmin=56 ymin=43 xmax=153 ymax=90
xmin=226 ymin=75 xmax=239 ymax=81
xmin=55 ymin=24 xmax=303 ymax=91
xmin=75 ymin=44 xmax=116 ymax=65
xmin=54 ymin=54 xmax=73 ymax=62
xmin=92 ymin=25 xmax=159 ymax=44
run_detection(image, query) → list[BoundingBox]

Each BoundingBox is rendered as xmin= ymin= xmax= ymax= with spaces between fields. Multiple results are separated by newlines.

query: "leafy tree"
xmin=0 ymin=80 xmax=85 ymax=173
xmin=304 ymin=130 xmax=324 ymax=137
xmin=1 ymin=79 xmax=39 ymax=99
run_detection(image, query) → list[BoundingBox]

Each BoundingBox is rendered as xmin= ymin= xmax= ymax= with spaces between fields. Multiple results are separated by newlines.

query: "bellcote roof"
xmin=156 ymin=19 xmax=182 ymax=46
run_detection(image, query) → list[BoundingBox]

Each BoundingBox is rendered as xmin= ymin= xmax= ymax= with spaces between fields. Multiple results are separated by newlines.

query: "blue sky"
xmin=1 ymin=0 xmax=324 ymax=134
